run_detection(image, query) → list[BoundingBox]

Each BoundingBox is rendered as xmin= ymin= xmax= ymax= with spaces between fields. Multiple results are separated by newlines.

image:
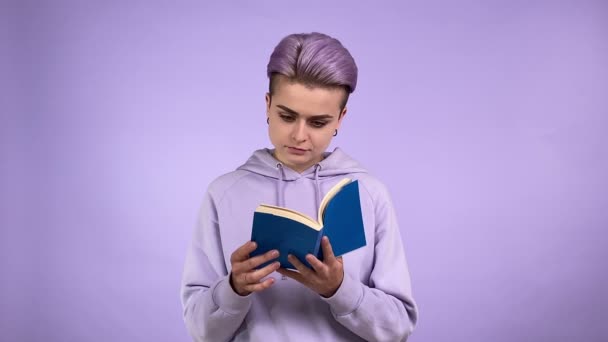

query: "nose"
xmin=291 ymin=120 xmax=308 ymax=143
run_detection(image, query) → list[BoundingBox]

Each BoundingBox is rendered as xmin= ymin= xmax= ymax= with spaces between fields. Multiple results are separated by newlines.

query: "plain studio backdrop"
xmin=1 ymin=1 xmax=607 ymax=341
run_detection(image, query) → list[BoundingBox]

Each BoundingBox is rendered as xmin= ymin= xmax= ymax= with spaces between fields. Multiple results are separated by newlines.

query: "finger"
xmin=244 ymin=261 xmax=281 ymax=284
xmin=277 ymin=268 xmax=305 ymax=283
xmin=305 ymin=254 xmax=328 ymax=275
xmin=243 ymin=249 xmax=279 ymax=272
xmin=243 ymin=277 xmax=276 ymax=293
xmin=234 ymin=248 xmax=279 ymax=274
xmin=287 ymin=254 xmax=315 ymax=278
xmin=231 ymin=241 xmax=257 ymax=263
xmin=321 ymin=236 xmax=337 ymax=262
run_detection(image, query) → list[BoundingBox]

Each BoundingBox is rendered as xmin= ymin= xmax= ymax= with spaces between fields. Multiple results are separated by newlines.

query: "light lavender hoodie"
xmin=181 ymin=148 xmax=418 ymax=341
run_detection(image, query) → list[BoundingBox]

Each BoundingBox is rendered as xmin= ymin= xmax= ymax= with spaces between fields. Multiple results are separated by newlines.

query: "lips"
xmin=287 ymin=146 xmax=308 ymax=155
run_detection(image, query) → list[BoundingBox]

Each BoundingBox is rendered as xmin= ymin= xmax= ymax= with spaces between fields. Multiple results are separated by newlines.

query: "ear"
xmin=336 ymin=107 xmax=347 ymax=129
xmin=265 ymin=93 xmax=271 ymax=115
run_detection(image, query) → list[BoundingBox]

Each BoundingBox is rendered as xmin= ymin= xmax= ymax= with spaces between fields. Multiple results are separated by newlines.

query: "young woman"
xmin=181 ymin=32 xmax=418 ymax=341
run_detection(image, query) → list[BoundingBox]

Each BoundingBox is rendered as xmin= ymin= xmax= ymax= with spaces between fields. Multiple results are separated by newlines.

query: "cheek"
xmin=310 ymin=130 xmax=333 ymax=148
xmin=268 ymin=126 xmax=278 ymax=141
xmin=268 ymin=124 xmax=287 ymax=142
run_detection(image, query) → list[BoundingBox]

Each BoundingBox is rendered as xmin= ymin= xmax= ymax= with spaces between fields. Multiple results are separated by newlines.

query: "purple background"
xmin=2 ymin=1 xmax=607 ymax=341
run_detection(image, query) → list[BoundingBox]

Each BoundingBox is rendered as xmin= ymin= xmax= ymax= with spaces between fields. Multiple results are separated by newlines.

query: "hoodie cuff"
xmin=212 ymin=275 xmax=252 ymax=315
xmin=321 ymin=272 xmax=364 ymax=316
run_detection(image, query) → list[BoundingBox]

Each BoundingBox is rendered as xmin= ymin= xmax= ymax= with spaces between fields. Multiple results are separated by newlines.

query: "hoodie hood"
xmin=236 ymin=147 xmax=367 ymax=180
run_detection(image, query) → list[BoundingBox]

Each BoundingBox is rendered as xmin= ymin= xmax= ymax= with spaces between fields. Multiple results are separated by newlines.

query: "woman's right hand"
xmin=229 ymin=241 xmax=281 ymax=296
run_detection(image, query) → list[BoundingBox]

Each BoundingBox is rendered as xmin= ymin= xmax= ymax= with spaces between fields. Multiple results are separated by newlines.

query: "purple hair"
xmin=267 ymin=32 xmax=358 ymax=109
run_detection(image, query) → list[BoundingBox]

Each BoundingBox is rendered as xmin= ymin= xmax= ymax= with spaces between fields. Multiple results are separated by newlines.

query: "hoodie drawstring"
xmin=276 ymin=163 xmax=287 ymax=280
xmin=313 ymin=164 xmax=322 ymax=215
xmin=276 ymin=163 xmax=285 ymax=207
xmin=276 ymin=163 xmax=322 ymax=211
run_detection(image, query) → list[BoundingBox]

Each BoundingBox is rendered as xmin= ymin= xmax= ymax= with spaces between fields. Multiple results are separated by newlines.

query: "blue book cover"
xmin=250 ymin=179 xmax=366 ymax=269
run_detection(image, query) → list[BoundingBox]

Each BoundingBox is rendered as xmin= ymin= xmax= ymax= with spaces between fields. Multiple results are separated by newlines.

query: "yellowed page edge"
xmin=317 ymin=178 xmax=352 ymax=225
xmin=256 ymin=204 xmax=322 ymax=231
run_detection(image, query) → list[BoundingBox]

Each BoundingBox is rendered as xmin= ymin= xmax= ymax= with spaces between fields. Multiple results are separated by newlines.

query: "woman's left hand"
xmin=277 ymin=236 xmax=344 ymax=298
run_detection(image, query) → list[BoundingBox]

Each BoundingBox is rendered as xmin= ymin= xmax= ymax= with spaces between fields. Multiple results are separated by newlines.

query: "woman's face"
xmin=266 ymin=78 xmax=347 ymax=173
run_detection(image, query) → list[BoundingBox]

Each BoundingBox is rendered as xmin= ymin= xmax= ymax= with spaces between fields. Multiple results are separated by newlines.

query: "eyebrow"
xmin=276 ymin=105 xmax=335 ymax=120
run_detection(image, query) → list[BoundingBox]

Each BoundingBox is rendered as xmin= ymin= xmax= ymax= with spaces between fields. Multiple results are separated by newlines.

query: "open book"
xmin=250 ymin=178 xmax=366 ymax=270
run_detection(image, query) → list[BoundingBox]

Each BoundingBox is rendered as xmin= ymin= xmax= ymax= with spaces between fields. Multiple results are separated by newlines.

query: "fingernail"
xmin=251 ymin=241 xmax=257 ymax=248
xmin=271 ymin=250 xmax=279 ymax=257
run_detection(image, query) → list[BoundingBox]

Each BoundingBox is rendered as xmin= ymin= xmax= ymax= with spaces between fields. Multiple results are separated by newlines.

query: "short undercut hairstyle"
xmin=267 ymin=32 xmax=358 ymax=111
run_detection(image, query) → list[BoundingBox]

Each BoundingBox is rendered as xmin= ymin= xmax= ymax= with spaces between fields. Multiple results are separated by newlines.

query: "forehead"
xmin=271 ymin=79 xmax=345 ymax=117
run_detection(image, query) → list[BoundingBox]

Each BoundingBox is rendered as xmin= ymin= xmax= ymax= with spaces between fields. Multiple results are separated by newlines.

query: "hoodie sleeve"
xmin=181 ymin=190 xmax=252 ymax=342
xmin=321 ymin=182 xmax=419 ymax=342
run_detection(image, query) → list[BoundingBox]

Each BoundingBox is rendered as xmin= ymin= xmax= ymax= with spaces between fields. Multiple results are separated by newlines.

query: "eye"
xmin=279 ymin=114 xmax=295 ymax=122
xmin=309 ymin=120 xmax=328 ymax=128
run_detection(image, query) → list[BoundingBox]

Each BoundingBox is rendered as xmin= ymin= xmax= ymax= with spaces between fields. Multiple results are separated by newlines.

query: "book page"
xmin=256 ymin=204 xmax=322 ymax=230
